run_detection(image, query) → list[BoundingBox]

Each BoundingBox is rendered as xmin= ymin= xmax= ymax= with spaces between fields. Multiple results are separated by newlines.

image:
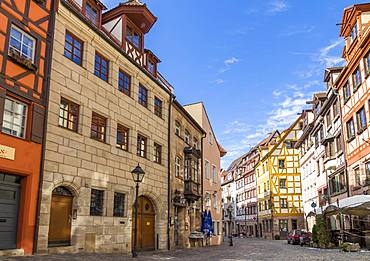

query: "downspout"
xmin=167 ymin=94 xmax=173 ymax=251
xmin=200 ymin=134 xmax=206 ymax=213
xmin=33 ymin=0 xmax=57 ymax=254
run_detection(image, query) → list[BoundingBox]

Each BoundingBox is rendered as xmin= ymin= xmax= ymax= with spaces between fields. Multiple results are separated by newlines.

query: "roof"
xmin=257 ymin=131 xmax=279 ymax=148
xmin=173 ymin=100 xmax=206 ymax=135
xmin=122 ymin=0 xmax=145 ymax=6
xmin=323 ymin=67 xmax=344 ymax=82
xmin=340 ymin=3 xmax=370 ymax=37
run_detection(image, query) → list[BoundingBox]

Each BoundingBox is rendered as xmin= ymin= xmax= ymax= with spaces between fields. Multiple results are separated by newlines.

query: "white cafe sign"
xmin=0 ymin=144 xmax=15 ymax=160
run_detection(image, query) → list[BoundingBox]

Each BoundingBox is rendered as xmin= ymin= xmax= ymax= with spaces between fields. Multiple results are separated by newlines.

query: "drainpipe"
xmin=33 ymin=0 xmax=57 ymax=254
xmin=167 ymin=94 xmax=173 ymax=251
xmin=200 ymin=134 xmax=206 ymax=213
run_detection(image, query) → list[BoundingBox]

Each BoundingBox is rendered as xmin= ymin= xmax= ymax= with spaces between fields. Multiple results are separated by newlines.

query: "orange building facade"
xmin=336 ymin=4 xmax=370 ymax=196
xmin=0 ymin=0 xmax=55 ymax=255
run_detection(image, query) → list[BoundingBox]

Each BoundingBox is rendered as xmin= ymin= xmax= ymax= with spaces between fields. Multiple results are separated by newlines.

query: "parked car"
xmin=287 ymin=230 xmax=311 ymax=245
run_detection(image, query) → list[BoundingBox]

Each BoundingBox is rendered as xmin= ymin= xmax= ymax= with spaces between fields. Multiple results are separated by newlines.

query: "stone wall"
xmin=37 ymin=4 xmax=170 ymax=254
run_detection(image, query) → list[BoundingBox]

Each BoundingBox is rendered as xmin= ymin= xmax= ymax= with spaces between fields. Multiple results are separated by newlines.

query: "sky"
xmin=103 ymin=0 xmax=367 ymax=168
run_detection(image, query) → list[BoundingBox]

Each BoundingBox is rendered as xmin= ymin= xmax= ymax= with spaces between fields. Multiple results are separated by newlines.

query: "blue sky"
xmin=104 ymin=0 xmax=366 ymax=168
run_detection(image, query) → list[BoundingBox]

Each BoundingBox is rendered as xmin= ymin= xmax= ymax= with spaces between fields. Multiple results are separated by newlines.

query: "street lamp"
xmin=131 ymin=164 xmax=146 ymax=258
xmin=227 ymin=204 xmax=233 ymax=246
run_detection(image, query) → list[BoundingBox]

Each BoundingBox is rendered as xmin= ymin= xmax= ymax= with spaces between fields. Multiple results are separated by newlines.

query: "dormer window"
xmin=350 ymin=23 xmax=358 ymax=43
xmin=126 ymin=26 xmax=141 ymax=49
xmin=85 ymin=2 xmax=99 ymax=25
xmin=147 ymin=59 xmax=155 ymax=74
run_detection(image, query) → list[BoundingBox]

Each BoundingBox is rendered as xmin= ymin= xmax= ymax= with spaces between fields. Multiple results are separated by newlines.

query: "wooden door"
xmin=48 ymin=187 xmax=73 ymax=247
xmin=133 ymin=196 xmax=155 ymax=251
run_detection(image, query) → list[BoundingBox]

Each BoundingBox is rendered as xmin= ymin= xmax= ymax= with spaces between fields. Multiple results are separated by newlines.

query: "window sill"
xmin=64 ymin=54 xmax=83 ymax=67
xmin=90 ymin=137 xmax=108 ymax=144
xmin=1 ymin=131 xmax=27 ymax=141
xmin=357 ymin=128 xmax=366 ymax=135
xmin=8 ymin=51 xmax=37 ymax=71
xmin=93 ymin=73 xmax=110 ymax=84
xmin=59 ymin=125 xmax=81 ymax=135
xmin=347 ymin=137 xmax=355 ymax=143
xmin=115 ymin=145 xmax=129 ymax=152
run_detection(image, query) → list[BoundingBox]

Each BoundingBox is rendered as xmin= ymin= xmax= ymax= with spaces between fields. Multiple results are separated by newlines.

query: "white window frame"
xmin=184 ymin=129 xmax=190 ymax=145
xmin=175 ymin=121 xmax=181 ymax=136
xmin=2 ymin=97 xmax=28 ymax=139
xmin=175 ymin=156 xmax=181 ymax=177
xmin=212 ymin=165 xmax=217 ymax=183
xmin=9 ymin=24 xmax=36 ymax=63
xmin=205 ymin=160 xmax=210 ymax=179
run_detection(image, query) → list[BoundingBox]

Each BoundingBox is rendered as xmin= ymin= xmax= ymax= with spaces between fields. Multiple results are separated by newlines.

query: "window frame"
xmin=205 ymin=160 xmax=210 ymax=179
xmin=184 ymin=129 xmax=190 ymax=145
xmin=343 ymin=82 xmax=351 ymax=102
xmin=278 ymin=159 xmax=285 ymax=169
xmin=91 ymin=112 xmax=107 ymax=143
xmin=94 ymin=52 xmax=109 ymax=82
xmin=8 ymin=24 xmax=36 ymax=63
xmin=365 ymin=51 xmax=370 ymax=77
xmin=126 ymin=25 xmax=142 ymax=50
xmin=113 ymin=192 xmax=126 ymax=217
xmin=153 ymin=142 xmax=162 ymax=164
xmin=116 ymin=124 xmax=129 ymax=151
xmin=175 ymin=156 xmax=182 ymax=178
xmin=138 ymin=84 xmax=148 ymax=108
xmin=64 ymin=30 xmax=83 ymax=66
xmin=352 ymin=67 xmax=362 ymax=91
xmin=175 ymin=121 xmax=181 ymax=136
xmin=84 ymin=1 xmax=100 ymax=26
xmin=356 ymin=106 xmax=367 ymax=133
xmin=2 ymin=96 xmax=28 ymax=139
xmin=59 ymin=97 xmax=79 ymax=132
xmin=279 ymin=178 xmax=287 ymax=189
xmin=90 ymin=188 xmax=104 ymax=216
xmin=280 ymin=198 xmax=288 ymax=209
xmin=154 ymin=97 xmax=162 ymax=118
xmin=346 ymin=117 xmax=355 ymax=141
xmin=137 ymin=134 xmax=147 ymax=158
xmin=118 ymin=70 xmax=131 ymax=96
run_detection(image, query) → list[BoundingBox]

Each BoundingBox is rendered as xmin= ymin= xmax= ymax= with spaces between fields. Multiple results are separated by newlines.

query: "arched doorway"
xmin=48 ymin=186 xmax=73 ymax=247
xmin=132 ymin=196 xmax=155 ymax=251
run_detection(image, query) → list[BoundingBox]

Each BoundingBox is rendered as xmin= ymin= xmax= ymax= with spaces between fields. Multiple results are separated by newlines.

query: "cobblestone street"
xmin=2 ymin=238 xmax=370 ymax=261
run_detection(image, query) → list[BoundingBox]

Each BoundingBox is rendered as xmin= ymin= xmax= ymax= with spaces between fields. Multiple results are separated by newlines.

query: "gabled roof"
xmin=323 ymin=67 xmax=344 ymax=82
xmin=257 ymin=130 xmax=279 ymax=148
xmin=340 ymin=3 xmax=370 ymax=37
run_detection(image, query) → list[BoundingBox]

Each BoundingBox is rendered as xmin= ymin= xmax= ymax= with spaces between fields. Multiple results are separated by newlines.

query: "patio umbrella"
xmin=208 ymin=210 xmax=214 ymax=235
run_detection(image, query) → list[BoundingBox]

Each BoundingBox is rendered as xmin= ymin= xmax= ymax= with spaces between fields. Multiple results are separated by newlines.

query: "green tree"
xmin=315 ymin=214 xmax=330 ymax=248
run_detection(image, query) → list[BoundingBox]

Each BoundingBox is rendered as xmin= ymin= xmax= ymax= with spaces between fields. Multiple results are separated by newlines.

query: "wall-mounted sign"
xmin=0 ymin=145 xmax=15 ymax=160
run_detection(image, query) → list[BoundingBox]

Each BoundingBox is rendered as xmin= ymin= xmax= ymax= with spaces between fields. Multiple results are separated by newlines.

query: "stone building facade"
xmin=37 ymin=0 xmax=171 ymax=254
xmin=169 ymin=100 xmax=205 ymax=248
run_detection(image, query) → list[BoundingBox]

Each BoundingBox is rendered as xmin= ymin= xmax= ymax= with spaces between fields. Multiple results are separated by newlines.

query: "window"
xmin=350 ymin=23 xmax=358 ymax=43
xmin=147 ymin=60 xmax=155 ymax=75
xmin=326 ymin=110 xmax=332 ymax=126
xmin=356 ymin=106 xmax=367 ymax=132
xmin=193 ymin=137 xmax=199 ymax=149
xmin=184 ymin=130 xmax=190 ymax=144
xmin=336 ymin=135 xmax=342 ymax=152
xmin=59 ymin=98 xmax=79 ymax=132
xmin=278 ymin=159 xmax=285 ymax=169
xmin=85 ymin=2 xmax=98 ymax=25
xmin=205 ymin=160 xmax=210 ymax=179
xmin=365 ymin=51 xmax=370 ymax=77
xmin=91 ymin=112 xmax=106 ymax=142
xmin=279 ymin=178 xmax=286 ymax=189
xmin=153 ymin=143 xmax=162 ymax=164
xmin=343 ymin=82 xmax=351 ymax=102
xmin=64 ymin=31 xmax=83 ymax=65
xmin=94 ymin=53 xmax=108 ymax=81
xmin=354 ymin=168 xmax=361 ymax=187
xmin=315 ymin=133 xmax=319 ymax=148
xmin=208 ymin=132 xmax=213 ymax=144
xmin=118 ymin=70 xmax=130 ymax=96
xmin=126 ymin=26 xmax=141 ymax=49
xmin=113 ymin=192 xmax=125 ymax=217
xmin=9 ymin=25 xmax=35 ymax=63
xmin=333 ymin=99 xmax=340 ymax=118
xmin=2 ymin=97 xmax=27 ymax=138
xmin=346 ymin=118 xmax=355 ymax=140
xmin=138 ymin=84 xmax=148 ymax=107
xmin=352 ymin=67 xmax=362 ymax=90
xmin=212 ymin=165 xmax=217 ymax=183
xmin=116 ymin=124 xmax=129 ymax=151
xmin=90 ymin=189 xmax=104 ymax=216
xmin=292 ymin=219 xmax=298 ymax=230
xmin=213 ymin=194 xmax=218 ymax=209
xmin=365 ymin=162 xmax=370 ymax=180
xmin=175 ymin=156 xmax=181 ymax=177
xmin=154 ymin=97 xmax=162 ymax=118
xmin=326 ymin=141 xmax=335 ymax=158
xmin=137 ymin=134 xmax=147 ymax=158
xmin=175 ymin=121 xmax=181 ymax=136
xmin=281 ymin=198 xmax=288 ymax=208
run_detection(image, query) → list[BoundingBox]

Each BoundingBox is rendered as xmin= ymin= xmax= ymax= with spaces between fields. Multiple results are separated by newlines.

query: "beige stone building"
xmin=169 ymin=100 xmax=205 ymax=248
xmin=184 ymin=102 xmax=227 ymax=245
xmin=37 ymin=0 xmax=172 ymax=254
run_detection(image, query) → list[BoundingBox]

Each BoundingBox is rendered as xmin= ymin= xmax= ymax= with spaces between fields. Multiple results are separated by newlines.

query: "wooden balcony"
xmin=184 ymin=179 xmax=200 ymax=202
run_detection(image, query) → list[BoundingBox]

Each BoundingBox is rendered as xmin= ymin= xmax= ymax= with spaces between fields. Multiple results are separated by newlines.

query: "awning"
xmin=324 ymin=195 xmax=370 ymax=216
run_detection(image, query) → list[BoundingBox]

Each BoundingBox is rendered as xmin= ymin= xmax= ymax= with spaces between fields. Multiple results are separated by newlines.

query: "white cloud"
xmin=224 ymin=57 xmax=239 ymax=66
xmin=317 ymin=39 xmax=345 ymax=67
xmin=280 ymin=26 xmax=315 ymax=36
xmin=214 ymin=79 xmax=225 ymax=85
xmin=217 ymin=57 xmax=240 ymax=74
xmin=267 ymin=0 xmax=289 ymax=14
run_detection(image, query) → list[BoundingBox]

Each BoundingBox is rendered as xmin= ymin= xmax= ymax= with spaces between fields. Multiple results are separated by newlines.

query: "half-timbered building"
xmin=0 ymin=0 xmax=56 ymax=255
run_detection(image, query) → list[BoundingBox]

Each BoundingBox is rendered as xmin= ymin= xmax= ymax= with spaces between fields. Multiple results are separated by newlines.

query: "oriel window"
xmin=64 ymin=31 xmax=83 ymax=65
xmin=91 ymin=112 xmax=106 ymax=142
xmin=59 ymin=98 xmax=79 ymax=132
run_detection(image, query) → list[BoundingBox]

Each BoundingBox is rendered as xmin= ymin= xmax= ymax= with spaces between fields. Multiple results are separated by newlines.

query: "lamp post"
xmin=131 ymin=164 xmax=146 ymax=258
xmin=227 ymin=204 xmax=233 ymax=246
